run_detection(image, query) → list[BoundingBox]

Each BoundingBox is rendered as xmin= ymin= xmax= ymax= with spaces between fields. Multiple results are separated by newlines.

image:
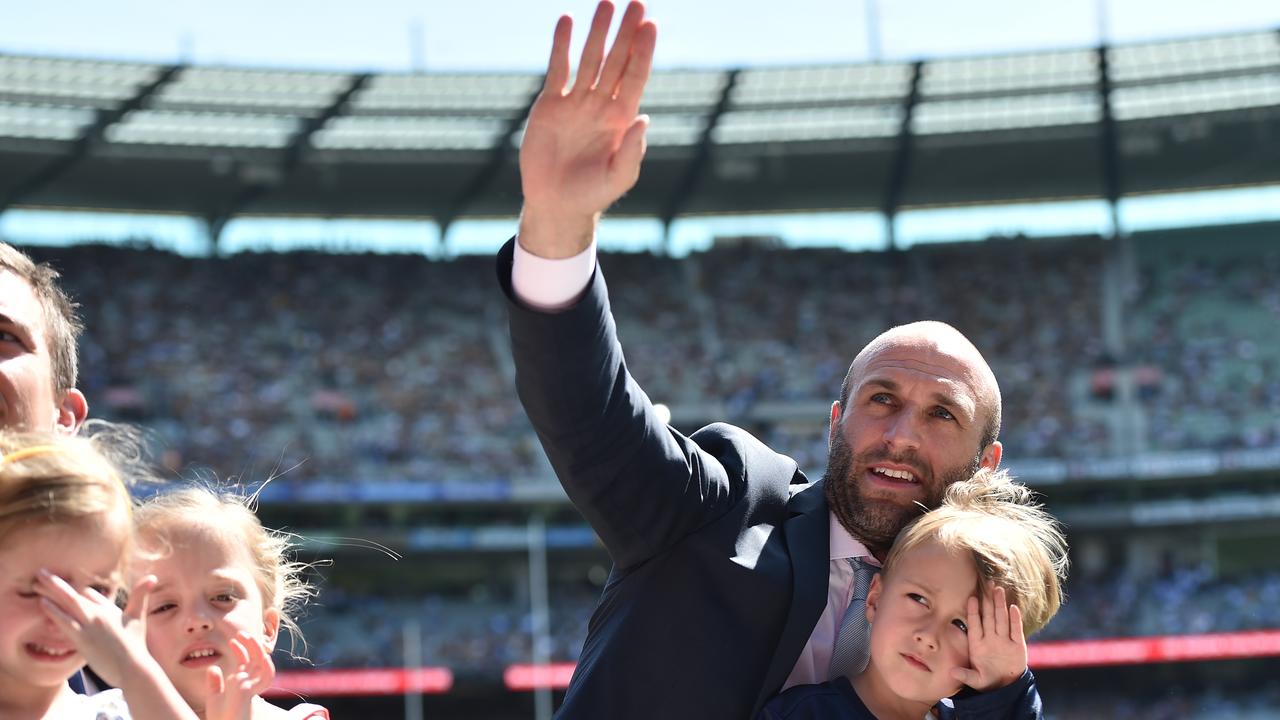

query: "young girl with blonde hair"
xmin=0 ymin=427 xmax=192 ymax=719
xmin=132 ymin=485 xmax=327 ymax=719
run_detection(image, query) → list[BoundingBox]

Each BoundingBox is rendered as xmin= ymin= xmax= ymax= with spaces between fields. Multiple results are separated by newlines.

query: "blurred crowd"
xmin=25 ymin=226 xmax=1277 ymax=487
xmin=275 ymin=564 xmax=1280 ymax=673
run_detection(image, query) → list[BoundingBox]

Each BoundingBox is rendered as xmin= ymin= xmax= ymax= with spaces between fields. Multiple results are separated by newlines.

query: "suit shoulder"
xmin=691 ymin=422 xmax=802 ymax=492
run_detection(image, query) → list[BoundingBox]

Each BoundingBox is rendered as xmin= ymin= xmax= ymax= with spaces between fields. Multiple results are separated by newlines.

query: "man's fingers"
xmin=598 ymin=0 xmax=645 ymax=94
xmin=544 ymin=14 xmax=574 ymax=95
xmin=615 ymin=19 xmax=656 ymax=114
xmin=572 ymin=1 xmax=616 ymax=93
xmin=608 ymin=115 xmax=649 ymax=192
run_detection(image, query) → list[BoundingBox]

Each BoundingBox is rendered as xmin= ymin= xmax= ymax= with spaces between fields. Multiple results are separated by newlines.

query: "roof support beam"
xmin=438 ymin=86 xmax=541 ymax=244
xmin=881 ymin=60 xmax=923 ymax=251
xmin=0 ymin=64 xmax=181 ymax=213
xmin=1097 ymin=44 xmax=1123 ymax=235
xmin=659 ymin=69 xmax=739 ymax=246
xmin=208 ymin=72 xmax=371 ymax=249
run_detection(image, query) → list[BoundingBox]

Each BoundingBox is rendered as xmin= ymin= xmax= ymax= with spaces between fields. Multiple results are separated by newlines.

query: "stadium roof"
xmin=1 ymin=28 xmax=1277 ymax=235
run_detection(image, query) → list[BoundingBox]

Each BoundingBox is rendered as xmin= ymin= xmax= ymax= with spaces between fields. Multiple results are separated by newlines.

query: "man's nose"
xmin=882 ymin=410 xmax=924 ymax=451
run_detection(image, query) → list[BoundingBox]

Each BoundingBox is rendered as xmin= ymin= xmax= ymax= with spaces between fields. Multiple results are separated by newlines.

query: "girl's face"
xmin=0 ymin=518 xmax=125 ymax=700
xmin=135 ymin=524 xmax=279 ymax=713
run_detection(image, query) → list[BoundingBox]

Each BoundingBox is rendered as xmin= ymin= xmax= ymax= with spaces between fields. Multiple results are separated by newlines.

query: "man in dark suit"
xmin=501 ymin=3 xmax=1004 ymax=718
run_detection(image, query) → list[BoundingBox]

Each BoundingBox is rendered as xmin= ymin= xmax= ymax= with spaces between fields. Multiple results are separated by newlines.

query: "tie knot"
xmin=847 ymin=556 xmax=877 ymax=600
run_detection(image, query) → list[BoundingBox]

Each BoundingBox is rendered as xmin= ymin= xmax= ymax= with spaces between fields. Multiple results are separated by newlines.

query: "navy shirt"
xmin=761 ymin=669 xmax=1043 ymax=720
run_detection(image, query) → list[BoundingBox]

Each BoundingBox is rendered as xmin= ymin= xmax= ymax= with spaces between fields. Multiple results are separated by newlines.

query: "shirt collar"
xmin=829 ymin=510 xmax=880 ymax=566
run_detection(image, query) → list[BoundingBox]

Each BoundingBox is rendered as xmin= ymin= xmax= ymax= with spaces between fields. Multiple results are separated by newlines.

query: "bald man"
xmin=499 ymin=3 xmax=1003 ymax=718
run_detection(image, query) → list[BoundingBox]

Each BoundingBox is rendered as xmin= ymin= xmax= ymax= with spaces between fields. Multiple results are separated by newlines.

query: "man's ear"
xmin=262 ymin=607 xmax=281 ymax=652
xmin=865 ymin=572 xmax=883 ymax=624
xmin=979 ymin=440 xmax=1002 ymax=470
xmin=54 ymin=388 xmax=88 ymax=435
xmin=828 ymin=401 xmax=842 ymax=449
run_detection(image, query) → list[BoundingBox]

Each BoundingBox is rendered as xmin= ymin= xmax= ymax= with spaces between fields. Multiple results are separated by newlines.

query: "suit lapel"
xmin=754 ymin=479 xmax=830 ymax=713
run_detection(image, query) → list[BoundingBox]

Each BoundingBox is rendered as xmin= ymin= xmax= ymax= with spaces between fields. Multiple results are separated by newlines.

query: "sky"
xmin=1 ymin=0 xmax=1278 ymax=254
xmin=2 ymin=0 xmax=1278 ymax=73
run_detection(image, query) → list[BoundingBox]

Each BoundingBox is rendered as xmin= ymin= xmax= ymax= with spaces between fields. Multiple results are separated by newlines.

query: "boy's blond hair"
xmin=134 ymin=486 xmax=315 ymax=653
xmin=883 ymin=468 xmax=1068 ymax=637
xmin=0 ymin=424 xmax=136 ymax=544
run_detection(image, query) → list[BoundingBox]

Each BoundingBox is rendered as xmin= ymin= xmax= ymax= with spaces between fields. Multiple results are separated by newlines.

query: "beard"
xmin=823 ymin=431 xmax=981 ymax=559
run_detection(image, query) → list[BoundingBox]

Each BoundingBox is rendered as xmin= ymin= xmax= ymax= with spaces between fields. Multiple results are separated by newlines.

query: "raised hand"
xmin=38 ymin=571 xmax=198 ymax=720
xmin=950 ymin=584 xmax=1028 ymax=693
xmin=204 ymin=630 xmax=277 ymax=720
xmin=518 ymin=0 xmax=657 ymax=258
xmin=36 ymin=570 xmax=156 ymax=687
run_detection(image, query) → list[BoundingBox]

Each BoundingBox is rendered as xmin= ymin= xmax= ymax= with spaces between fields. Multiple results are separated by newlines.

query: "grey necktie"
xmin=828 ymin=556 xmax=879 ymax=679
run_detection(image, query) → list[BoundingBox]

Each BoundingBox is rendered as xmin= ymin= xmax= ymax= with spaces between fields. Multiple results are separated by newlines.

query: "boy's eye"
xmin=89 ymin=585 xmax=112 ymax=597
xmin=212 ymin=592 xmax=236 ymax=603
xmin=149 ymin=602 xmax=176 ymax=615
xmin=907 ymin=592 xmax=928 ymax=607
xmin=17 ymin=589 xmax=38 ymax=599
xmin=952 ymin=618 xmax=968 ymax=633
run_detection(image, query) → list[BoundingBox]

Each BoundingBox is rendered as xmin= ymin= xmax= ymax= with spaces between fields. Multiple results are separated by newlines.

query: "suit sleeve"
xmin=499 ymin=238 xmax=742 ymax=569
xmin=948 ymin=669 xmax=1043 ymax=720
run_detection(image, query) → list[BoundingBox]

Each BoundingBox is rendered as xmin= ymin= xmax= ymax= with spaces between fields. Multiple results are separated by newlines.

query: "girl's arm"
xmin=36 ymin=571 xmax=199 ymax=720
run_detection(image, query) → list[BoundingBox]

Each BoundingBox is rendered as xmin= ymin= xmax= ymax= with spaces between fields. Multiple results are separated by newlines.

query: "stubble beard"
xmin=823 ymin=431 xmax=981 ymax=559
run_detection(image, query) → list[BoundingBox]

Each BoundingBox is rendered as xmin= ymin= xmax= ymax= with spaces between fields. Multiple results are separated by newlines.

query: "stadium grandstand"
xmin=2 ymin=23 xmax=1279 ymax=720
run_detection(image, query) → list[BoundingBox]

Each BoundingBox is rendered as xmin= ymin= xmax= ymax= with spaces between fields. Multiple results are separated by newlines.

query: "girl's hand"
xmin=950 ymin=584 xmax=1028 ymax=693
xmin=204 ymin=630 xmax=277 ymax=720
xmin=36 ymin=570 xmax=156 ymax=686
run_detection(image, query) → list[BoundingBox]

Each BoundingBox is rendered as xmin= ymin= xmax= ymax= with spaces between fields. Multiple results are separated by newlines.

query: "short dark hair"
xmin=0 ymin=243 xmax=83 ymax=394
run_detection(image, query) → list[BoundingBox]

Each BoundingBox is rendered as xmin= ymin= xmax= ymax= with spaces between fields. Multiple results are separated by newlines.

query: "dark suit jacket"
xmin=500 ymin=240 xmax=831 ymax=719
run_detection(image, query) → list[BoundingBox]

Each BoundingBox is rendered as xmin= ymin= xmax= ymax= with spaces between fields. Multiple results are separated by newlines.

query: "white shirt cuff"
xmin=511 ymin=237 xmax=596 ymax=311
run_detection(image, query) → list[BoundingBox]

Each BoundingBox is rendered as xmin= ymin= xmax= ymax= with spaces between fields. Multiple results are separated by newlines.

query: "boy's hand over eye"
xmin=950 ymin=584 xmax=1028 ymax=693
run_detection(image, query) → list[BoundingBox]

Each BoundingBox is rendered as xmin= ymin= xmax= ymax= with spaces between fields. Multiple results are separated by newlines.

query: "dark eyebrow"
xmin=863 ymin=378 xmax=900 ymax=393
xmin=864 ymin=378 xmax=966 ymax=413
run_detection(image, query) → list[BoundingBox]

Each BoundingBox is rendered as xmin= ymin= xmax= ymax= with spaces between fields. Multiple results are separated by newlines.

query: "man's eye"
xmin=933 ymin=407 xmax=956 ymax=421
xmin=953 ymin=618 xmax=969 ymax=633
xmin=871 ymin=393 xmax=893 ymax=405
xmin=0 ymin=330 xmax=21 ymax=344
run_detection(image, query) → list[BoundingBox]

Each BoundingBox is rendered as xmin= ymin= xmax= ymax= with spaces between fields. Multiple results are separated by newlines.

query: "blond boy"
xmin=763 ymin=469 xmax=1068 ymax=720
